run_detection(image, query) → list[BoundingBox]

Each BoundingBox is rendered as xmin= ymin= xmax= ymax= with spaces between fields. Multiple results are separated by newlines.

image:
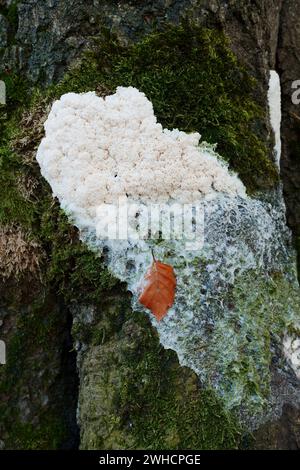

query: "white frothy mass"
xmin=37 ymin=86 xmax=245 ymax=221
xmin=37 ymin=86 xmax=300 ymax=427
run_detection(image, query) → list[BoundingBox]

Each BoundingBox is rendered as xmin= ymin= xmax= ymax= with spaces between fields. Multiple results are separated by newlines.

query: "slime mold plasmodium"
xmin=37 ymin=86 xmax=300 ymax=429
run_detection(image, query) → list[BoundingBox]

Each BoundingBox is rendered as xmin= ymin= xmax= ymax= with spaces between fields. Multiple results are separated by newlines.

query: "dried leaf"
xmin=139 ymin=260 xmax=176 ymax=321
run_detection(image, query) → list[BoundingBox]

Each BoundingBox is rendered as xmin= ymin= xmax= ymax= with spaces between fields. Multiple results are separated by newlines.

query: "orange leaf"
xmin=138 ymin=260 xmax=176 ymax=321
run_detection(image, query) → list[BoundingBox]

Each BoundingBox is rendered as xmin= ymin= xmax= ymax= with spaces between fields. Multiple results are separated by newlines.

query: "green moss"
xmin=0 ymin=151 xmax=35 ymax=227
xmin=79 ymin=311 xmax=241 ymax=450
xmin=0 ymin=291 xmax=71 ymax=449
xmin=37 ymin=198 xmax=121 ymax=303
xmin=38 ymin=200 xmax=121 ymax=305
xmin=3 ymin=417 xmax=66 ymax=450
xmin=121 ymin=333 xmax=241 ymax=449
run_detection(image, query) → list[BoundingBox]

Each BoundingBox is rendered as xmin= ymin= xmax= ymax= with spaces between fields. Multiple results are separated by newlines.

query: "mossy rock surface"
xmin=74 ymin=302 xmax=241 ymax=450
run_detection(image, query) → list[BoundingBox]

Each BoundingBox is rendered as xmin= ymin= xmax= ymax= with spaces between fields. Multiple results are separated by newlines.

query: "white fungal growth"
xmin=37 ymin=86 xmax=300 ymax=428
xmin=37 ymin=86 xmax=245 ymax=222
xmin=268 ymin=70 xmax=282 ymax=166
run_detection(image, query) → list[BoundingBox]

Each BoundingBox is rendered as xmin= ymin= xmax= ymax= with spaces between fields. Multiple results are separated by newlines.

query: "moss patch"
xmin=0 ymin=292 xmax=71 ymax=449
xmin=2 ymin=418 xmax=67 ymax=450
xmin=78 ymin=309 xmax=242 ymax=450
xmin=119 ymin=316 xmax=241 ymax=450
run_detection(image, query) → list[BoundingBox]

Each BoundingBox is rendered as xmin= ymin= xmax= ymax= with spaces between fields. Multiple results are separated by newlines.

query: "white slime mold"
xmin=37 ymin=86 xmax=300 ymax=428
